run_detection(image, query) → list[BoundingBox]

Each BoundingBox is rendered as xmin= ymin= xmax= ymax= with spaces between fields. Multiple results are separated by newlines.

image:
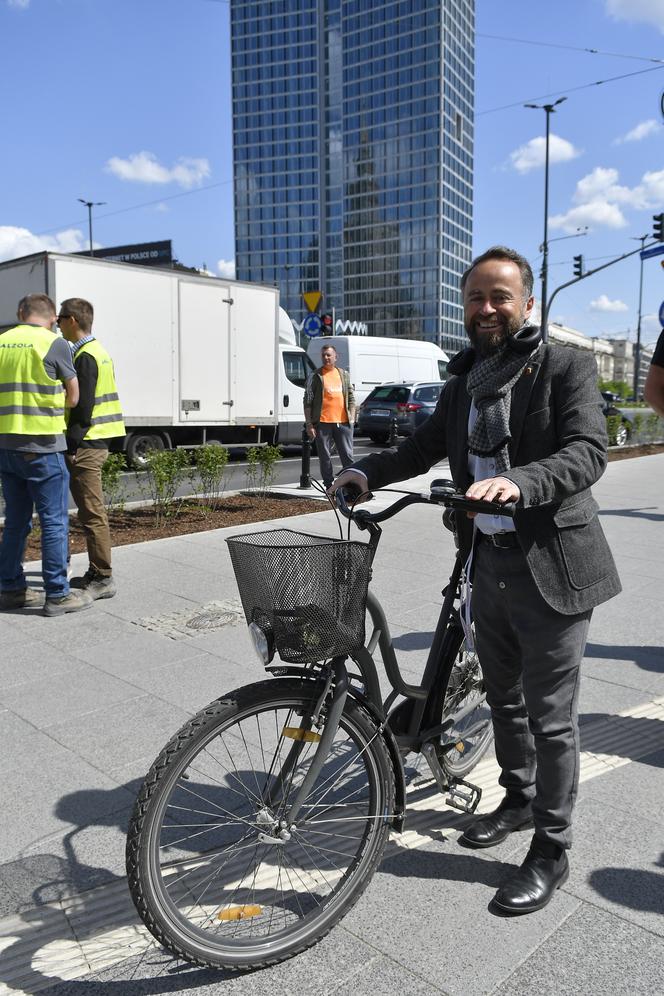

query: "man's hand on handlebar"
xmin=464 ymin=476 xmax=520 ymax=518
xmin=328 ymin=469 xmax=372 ymax=504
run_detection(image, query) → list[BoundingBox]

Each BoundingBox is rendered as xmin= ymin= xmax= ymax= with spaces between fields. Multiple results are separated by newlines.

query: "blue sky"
xmin=1 ymin=0 xmax=662 ymax=344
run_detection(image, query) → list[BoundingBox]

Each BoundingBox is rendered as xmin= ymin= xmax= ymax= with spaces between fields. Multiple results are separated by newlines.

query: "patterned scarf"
xmin=466 ymin=339 xmax=538 ymax=474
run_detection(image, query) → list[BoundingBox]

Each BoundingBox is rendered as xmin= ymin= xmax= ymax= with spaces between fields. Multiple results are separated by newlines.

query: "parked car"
xmin=357 ymin=381 xmax=444 ymax=444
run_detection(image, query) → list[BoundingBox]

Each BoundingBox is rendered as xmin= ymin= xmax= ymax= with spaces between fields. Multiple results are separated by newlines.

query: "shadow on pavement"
xmin=579 ymin=714 xmax=664 ymax=767
xmin=588 ymin=852 xmax=664 ymax=915
xmin=597 ymin=507 xmax=664 ymax=522
xmin=584 ymin=642 xmax=664 ymax=674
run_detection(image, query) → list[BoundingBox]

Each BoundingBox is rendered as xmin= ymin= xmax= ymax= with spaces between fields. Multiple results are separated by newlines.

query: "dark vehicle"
xmin=358 ymin=381 xmax=444 ymax=444
xmin=601 ymin=391 xmax=630 ymax=446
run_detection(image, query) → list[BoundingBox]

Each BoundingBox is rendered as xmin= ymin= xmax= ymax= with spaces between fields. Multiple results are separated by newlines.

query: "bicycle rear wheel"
xmin=126 ymin=677 xmax=395 ymax=970
xmin=441 ymin=638 xmax=493 ymax=779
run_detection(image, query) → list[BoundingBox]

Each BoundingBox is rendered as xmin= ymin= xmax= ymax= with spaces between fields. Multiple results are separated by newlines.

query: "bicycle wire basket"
xmin=226 ymin=528 xmax=373 ymax=664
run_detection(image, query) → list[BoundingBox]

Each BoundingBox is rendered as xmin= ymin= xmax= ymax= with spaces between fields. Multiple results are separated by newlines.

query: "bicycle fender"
xmin=347 ymin=685 xmax=407 ymax=833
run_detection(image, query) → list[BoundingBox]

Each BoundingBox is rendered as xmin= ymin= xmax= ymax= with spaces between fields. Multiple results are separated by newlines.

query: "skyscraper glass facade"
xmin=231 ymin=1 xmax=474 ymax=352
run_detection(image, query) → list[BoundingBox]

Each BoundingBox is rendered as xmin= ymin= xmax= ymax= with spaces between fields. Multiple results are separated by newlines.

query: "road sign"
xmin=303 ymin=291 xmax=322 ymax=313
xmin=659 ymin=300 xmax=664 ymax=328
xmin=640 ymin=244 xmax=664 ymax=261
xmin=303 ymin=313 xmax=323 ymax=337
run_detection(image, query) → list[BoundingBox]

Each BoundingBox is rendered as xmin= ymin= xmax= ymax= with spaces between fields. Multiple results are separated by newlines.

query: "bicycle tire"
xmin=440 ymin=638 xmax=493 ymax=779
xmin=126 ymin=677 xmax=395 ymax=971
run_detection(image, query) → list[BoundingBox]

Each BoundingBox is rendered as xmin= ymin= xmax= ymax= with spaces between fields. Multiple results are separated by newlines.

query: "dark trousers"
xmin=315 ymin=422 xmax=354 ymax=487
xmin=471 ymin=540 xmax=591 ymax=850
xmin=68 ymin=447 xmax=112 ymax=576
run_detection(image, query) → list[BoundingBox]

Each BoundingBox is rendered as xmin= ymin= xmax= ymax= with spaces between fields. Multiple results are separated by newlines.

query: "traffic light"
xmin=573 ymin=254 xmax=584 ymax=278
xmin=321 ymin=313 xmax=334 ymax=335
xmin=653 ymin=213 xmax=664 ymax=242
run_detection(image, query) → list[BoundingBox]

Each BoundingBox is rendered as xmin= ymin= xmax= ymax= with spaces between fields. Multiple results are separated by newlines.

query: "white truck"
xmin=0 ymin=252 xmax=314 ymax=466
xmin=306 ymin=334 xmax=449 ymax=407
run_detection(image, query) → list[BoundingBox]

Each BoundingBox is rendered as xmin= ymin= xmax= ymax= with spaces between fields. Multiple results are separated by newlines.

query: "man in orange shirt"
xmin=303 ymin=345 xmax=356 ymax=489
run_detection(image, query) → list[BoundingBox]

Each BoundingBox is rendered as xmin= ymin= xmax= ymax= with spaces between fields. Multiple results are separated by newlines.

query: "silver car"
xmin=358 ymin=381 xmax=445 ymax=444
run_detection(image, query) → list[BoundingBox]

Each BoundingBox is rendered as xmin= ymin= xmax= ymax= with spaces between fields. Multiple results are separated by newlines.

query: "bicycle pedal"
xmin=445 ymin=778 xmax=482 ymax=814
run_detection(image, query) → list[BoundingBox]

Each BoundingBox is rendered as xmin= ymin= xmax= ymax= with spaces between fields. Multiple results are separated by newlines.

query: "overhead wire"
xmin=477 ymin=33 xmax=664 ymax=65
xmin=477 ymin=63 xmax=664 ymax=115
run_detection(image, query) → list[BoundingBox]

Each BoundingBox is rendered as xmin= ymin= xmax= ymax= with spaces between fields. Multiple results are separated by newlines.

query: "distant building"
xmin=230 ymin=0 xmax=475 ymax=352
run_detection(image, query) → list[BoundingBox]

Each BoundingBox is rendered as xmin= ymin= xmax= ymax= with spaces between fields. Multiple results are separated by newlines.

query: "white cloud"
xmin=0 ymin=226 xmax=87 ymax=263
xmin=217 ymin=258 xmax=235 ymax=279
xmin=614 ymin=119 xmax=661 ymax=144
xmin=550 ymin=166 xmax=664 ymax=232
xmin=105 ymin=151 xmax=210 ymax=189
xmin=154 ymin=202 xmax=169 ymax=213
xmin=7 ymin=0 xmax=30 ymax=8
xmin=605 ymin=0 xmax=664 ymax=32
xmin=590 ymin=294 xmax=629 ymax=313
xmin=509 ymin=134 xmax=581 ymax=174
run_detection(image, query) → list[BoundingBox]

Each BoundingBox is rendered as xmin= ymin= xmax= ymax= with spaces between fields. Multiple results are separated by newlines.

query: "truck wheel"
xmin=126 ymin=433 xmax=166 ymax=469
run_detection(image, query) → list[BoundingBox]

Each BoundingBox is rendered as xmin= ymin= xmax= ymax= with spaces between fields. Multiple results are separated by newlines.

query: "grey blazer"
xmin=354 ymin=342 xmax=621 ymax=615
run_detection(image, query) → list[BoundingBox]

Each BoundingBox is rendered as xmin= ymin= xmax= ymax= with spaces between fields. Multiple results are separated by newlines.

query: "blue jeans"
xmin=0 ymin=450 xmax=70 ymax=597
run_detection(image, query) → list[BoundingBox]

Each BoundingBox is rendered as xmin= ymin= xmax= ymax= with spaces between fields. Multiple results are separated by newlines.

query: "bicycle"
xmin=126 ymin=480 xmax=515 ymax=970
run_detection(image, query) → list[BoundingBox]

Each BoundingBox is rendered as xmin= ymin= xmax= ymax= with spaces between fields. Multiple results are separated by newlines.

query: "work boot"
xmin=70 ymin=568 xmax=116 ymax=600
xmin=0 ymin=587 xmax=43 ymax=610
xmin=43 ymin=590 xmax=93 ymax=617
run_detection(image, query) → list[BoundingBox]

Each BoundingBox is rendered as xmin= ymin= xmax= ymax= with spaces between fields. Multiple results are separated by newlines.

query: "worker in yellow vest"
xmin=59 ymin=298 xmax=125 ymax=600
xmin=0 ymin=294 xmax=92 ymax=616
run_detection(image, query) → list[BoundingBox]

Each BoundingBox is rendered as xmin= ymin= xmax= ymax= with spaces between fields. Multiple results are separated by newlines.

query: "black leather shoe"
xmin=459 ymin=796 xmax=533 ymax=849
xmin=491 ymin=843 xmax=569 ymax=916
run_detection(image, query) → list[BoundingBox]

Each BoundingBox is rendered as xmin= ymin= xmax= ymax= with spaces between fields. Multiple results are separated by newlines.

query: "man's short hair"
xmin=60 ymin=298 xmax=94 ymax=334
xmin=17 ymin=293 xmax=56 ymax=324
xmin=321 ymin=345 xmax=337 ymax=354
xmin=460 ymin=246 xmax=534 ymax=300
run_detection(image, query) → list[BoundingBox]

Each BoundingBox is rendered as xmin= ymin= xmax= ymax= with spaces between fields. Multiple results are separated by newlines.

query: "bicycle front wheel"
xmin=126 ymin=677 xmax=395 ymax=970
xmin=441 ymin=639 xmax=493 ymax=779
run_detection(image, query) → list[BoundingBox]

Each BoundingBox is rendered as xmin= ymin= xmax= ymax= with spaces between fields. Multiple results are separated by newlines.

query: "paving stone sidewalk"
xmin=0 ymin=455 xmax=663 ymax=995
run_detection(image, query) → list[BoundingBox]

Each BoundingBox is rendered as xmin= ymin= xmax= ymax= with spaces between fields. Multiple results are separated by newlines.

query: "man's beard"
xmin=466 ymin=313 xmax=525 ymax=358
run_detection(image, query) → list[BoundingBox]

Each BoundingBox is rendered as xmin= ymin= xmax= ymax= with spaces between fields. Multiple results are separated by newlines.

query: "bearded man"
xmin=331 ymin=246 xmax=621 ymax=917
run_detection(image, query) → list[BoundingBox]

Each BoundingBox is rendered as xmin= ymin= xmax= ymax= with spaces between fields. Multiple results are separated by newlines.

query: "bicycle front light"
xmin=248 ymin=620 xmax=275 ymax=665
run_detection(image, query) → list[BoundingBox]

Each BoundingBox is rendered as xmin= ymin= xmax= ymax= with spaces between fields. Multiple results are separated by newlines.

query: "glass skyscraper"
xmin=231 ymin=1 xmax=474 ymax=352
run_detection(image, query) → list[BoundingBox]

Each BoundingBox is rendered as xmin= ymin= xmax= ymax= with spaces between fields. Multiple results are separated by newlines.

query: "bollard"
xmin=388 ymin=416 xmax=399 ymax=447
xmin=299 ymin=424 xmax=312 ymax=488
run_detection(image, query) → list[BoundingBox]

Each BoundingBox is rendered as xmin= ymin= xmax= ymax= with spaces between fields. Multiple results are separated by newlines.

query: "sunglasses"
xmin=57 ymin=315 xmax=71 ymax=322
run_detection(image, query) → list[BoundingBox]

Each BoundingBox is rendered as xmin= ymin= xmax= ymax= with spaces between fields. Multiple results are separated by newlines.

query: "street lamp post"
xmin=631 ymin=234 xmax=648 ymax=401
xmin=525 ymin=97 xmax=567 ymax=342
xmin=77 ymin=198 xmax=106 ymax=256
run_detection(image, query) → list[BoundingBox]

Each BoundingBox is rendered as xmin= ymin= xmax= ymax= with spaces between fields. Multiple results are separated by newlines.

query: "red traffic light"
xmin=321 ymin=313 xmax=334 ymax=334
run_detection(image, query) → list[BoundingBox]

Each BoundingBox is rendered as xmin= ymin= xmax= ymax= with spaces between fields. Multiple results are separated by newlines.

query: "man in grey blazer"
xmin=331 ymin=246 xmax=621 ymax=916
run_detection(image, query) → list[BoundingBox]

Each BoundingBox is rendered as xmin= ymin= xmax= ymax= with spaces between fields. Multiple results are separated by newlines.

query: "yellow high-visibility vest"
xmin=0 ymin=325 xmax=66 ymax=435
xmin=73 ymin=339 xmax=125 ymax=441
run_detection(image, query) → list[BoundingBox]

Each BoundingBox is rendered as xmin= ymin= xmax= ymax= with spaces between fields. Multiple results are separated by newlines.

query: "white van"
xmin=306 ymin=336 xmax=449 ymax=406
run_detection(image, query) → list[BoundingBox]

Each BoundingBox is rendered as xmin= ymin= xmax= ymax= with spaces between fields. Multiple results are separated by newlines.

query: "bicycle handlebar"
xmin=336 ymin=483 xmax=516 ymax=524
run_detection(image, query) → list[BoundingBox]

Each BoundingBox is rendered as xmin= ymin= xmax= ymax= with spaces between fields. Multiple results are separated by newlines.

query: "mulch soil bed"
xmin=23 ymin=495 xmax=328 ymax=560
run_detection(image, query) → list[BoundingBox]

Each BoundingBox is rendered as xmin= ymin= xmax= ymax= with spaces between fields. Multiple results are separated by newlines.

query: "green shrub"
xmin=144 ymin=447 xmax=191 ymax=525
xmin=101 ymin=452 xmax=127 ymax=512
xmin=194 ymin=443 xmax=230 ymax=514
xmin=246 ymin=444 xmax=281 ymax=496
xmin=631 ymin=413 xmax=644 ymax=443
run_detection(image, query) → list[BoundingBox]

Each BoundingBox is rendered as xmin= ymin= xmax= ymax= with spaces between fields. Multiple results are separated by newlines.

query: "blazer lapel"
xmin=509 ymin=356 xmax=541 ymax=460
